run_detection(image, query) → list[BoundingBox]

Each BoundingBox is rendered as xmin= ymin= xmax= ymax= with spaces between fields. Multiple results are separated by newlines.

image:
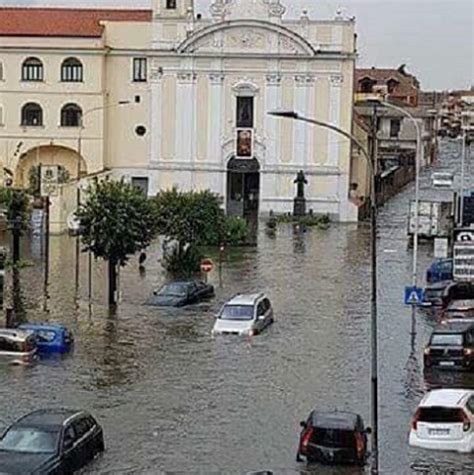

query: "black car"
xmin=147 ymin=280 xmax=214 ymax=307
xmin=0 ymin=409 xmax=104 ymax=474
xmin=423 ymin=281 xmax=451 ymax=307
xmin=424 ymin=321 xmax=474 ymax=371
xmin=296 ymin=410 xmax=370 ymax=466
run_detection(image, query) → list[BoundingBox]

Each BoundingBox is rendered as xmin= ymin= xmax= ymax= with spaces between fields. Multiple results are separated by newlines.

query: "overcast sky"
xmin=2 ymin=0 xmax=473 ymax=90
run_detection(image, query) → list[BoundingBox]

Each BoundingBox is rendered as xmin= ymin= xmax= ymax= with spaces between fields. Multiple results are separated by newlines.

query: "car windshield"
xmin=431 ymin=334 xmax=463 ymax=346
xmin=0 ymin=428 xmax=59 ymax=454
xmin=157 ymin=283 xmax=189 ymax=297
xmin=425 ymin=289 xmax=443 ymax=299
xmin=220 ymin=305 xmax=254 ymax=321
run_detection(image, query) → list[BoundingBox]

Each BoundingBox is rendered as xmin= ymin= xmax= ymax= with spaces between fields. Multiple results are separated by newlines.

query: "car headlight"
xmin=242 ymin=329 xmax=254 ymax=337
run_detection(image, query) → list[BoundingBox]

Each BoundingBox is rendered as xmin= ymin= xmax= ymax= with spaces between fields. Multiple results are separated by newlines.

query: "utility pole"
xmin=369 ymin=105 xmax=379 ymax=475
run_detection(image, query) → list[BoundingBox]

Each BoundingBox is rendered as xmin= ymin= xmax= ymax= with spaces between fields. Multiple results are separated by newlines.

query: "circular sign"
xmin=200 ymin=258 xmax=214 ymax=273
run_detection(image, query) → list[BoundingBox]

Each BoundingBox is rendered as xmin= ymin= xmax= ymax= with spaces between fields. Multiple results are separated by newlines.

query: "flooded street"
xmin=1 ymin=140 xmax=473 ymax=474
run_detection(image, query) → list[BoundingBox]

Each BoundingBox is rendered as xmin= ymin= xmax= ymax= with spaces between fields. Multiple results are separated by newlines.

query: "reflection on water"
xmin=0 ymin=140 xmax=472 ymax=473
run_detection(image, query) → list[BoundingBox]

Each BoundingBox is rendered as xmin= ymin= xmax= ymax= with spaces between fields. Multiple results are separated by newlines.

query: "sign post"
xmin=200 ymin=258 xmax=214 ymax=283
xmin=404 ymin=286 xmax=424 ymax=306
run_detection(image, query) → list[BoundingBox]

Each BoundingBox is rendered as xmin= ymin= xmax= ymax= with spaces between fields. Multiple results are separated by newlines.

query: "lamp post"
xmin=368 ymin=99 xmax=422 ymax=338
xmin=74 ymin=100 xmax=131 ymax=303
xmin=269 ymin=110 xmax=379 ymax=473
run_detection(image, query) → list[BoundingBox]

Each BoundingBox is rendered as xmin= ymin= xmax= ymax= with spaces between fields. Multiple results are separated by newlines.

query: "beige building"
xmin=0 ymin=1 xmax=359 ymax=226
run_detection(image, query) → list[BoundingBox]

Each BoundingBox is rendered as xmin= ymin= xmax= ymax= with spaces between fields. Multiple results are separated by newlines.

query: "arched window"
xmin=386 ymin=78 xmax=399 ymax=94
xmin=21 ymin=103 xmax=43 ymax=126
xmin=61 ymin=57 xmax=83 ymax=82
xmin=22 ymin=57 xmax=43 ymax=81
xmin=60 ymin=103 xmax=82 ymax=127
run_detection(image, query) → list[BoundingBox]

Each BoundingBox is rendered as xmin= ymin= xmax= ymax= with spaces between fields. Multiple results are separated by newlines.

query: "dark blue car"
xmin=426 ymin=258 xmax=453 ymax=284
xmin=18 ymin=324 xmax=73 ymax=354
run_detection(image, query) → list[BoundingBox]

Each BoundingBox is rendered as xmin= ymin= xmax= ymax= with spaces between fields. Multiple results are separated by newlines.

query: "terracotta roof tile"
xmin=0 ymin=7 xmax=152 ymax=38
xmin=356 ymin=67 xmax=420 ymax=98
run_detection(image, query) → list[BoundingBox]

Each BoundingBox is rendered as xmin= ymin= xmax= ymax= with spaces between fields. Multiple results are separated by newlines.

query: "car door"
xmin=187 ymin=283 xmax=198 ymax=303
xmin=255 ymin=301 xmax=266 ymax=333
xmin=61 ymin=424 xmax=80 ymax=473
xmin=72 ymin=417 xmax=94 ymax=467
xmin=263 ymin=298 xmax=273 ymax=326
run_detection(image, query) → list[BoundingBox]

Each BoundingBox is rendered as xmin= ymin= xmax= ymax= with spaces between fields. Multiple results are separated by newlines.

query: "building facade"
xmin=0 ymin=1 xmax=359 ymax=225
xmin=148 ymin=0 xmax=357 ymax=220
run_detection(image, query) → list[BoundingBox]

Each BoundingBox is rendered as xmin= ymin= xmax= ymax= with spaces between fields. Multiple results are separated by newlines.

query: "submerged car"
xmin=212 ymin=293 xmax=274 ymax=336
xmin=445 ymin=299 xmax=474 ymax=314
xmin=424 ymin=322 xmax=474 ymax=371
xmin=0 ymin=409 xmax=104 ymax=474
xmin=296 ymin=410 xmax=370 ymax=465
xmin=426 ymin=259 xmax=453 ymax=285
xmin=423 ymin=281 xmax=451 ymax=307
xmin=18 ymin=324 xmax=73 ymax=354
xmin=0 ymin=329 xmax=37 ymax=365
xmin=147 ymin=280 xmax=214 ymax=307
xmin=409 ymin=389 xmax=474 ymax=453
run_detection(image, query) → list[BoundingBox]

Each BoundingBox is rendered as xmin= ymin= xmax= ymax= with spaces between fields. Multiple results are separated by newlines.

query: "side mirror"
xmin=365 ymin=427 xmax=372 ymax=435
xmin=300 ymin=421 xmax=307 ymax=429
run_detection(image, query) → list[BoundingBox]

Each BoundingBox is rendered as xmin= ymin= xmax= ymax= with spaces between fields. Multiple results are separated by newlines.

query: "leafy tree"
xmin=153 ymin=188 xmax=227 ymax=274
xmin=77 ymin=180 xmax=157 ymax=305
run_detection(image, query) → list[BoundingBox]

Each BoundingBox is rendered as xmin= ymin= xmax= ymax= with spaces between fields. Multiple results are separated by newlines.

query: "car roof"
xmin=16 ymin=409 xmax=87 ymax=428
xmin=18 ymin=323 xmax=67 ymax=332
xmin=226 ymin=293 xmax=265 ymax=306
xmin=310 ymin=411 xmax=360 ymax=430
xmin=420 ymin=389 xmax=473 ymax=408
xmin=433 ymin=321 xmax=474 ymax=333
xmin=426 ymin=281 xmax=451 ymax=290
xmin=0 ymin=329 xmax=34 ymax=339
xmin=447 ymin=299 xmax=474 ymax=309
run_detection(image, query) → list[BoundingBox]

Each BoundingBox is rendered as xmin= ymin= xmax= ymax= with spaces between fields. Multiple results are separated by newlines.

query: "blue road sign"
xmin=404 ymin=286 xmax=424 ymax=306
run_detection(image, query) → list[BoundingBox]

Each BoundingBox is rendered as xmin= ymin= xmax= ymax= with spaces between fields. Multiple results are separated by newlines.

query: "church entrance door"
xmin=226 ymin=157 xmax=260 ymax=218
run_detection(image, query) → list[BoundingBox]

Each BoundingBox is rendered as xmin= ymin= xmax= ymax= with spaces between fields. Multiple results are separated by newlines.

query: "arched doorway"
xmin=14 ymin=145 xmax=87 ymax=189
xmin=226 ymin=157 xmax=260 ymax=218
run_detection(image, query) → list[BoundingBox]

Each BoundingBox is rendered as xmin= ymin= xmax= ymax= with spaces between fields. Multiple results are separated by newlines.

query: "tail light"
xmin=412 ymin=408 xmax=421 ymax=431
xmin=424 ymin=347 xmax=431 ymax=355
xmin=463 ymin=348 xmax=473 ymax=356
xmin=460 ymin=411 xmax=471 ymax=432
xmin=300 ymin=427 xmax=314 ymax=454
xmin=354 ymin=432 xmax=365 ymax=457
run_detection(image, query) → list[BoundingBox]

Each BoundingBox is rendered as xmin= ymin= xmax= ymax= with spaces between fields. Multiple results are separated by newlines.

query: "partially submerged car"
xmin=424 ymin=322 xmax=474 ymax=371
xmin=0 ymin=408 xmax=104 ymax=474
xmin=0 ymin=329 xmax=37 ymax=365
xmin=409 ymin=389 xmax=474 ymax=453
xmin=212 ymin=293 xmax=274 ymax=337
xmin=147 ymin=280 xmax=214 ymax=307
xmin=296 ymin=410 xmax=370 ymax=465
xmin=423 ymin=281 xmax=451 ymax=307
xmin=18 ymin=324 xmax=73 ymax=354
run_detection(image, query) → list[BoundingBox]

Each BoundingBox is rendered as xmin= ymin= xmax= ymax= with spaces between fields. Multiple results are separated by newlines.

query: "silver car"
xmin=212 ymin=293 xmax=274 ymax=337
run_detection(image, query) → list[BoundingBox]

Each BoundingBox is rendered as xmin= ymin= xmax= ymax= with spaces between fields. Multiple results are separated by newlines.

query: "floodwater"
xmin=0 ymin=140 xmax=473 ymax=474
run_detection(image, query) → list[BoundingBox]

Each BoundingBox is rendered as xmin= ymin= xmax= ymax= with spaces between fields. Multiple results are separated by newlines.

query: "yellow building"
xmin=0 ymin=1 xmax=359 ymax=227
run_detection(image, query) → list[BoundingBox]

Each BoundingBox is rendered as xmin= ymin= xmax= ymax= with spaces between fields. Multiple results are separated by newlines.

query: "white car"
xmin=432 ymin=172 xmax=454 ymax=188
xmin=409 ymin=389 xmax=474 ymax=453
xmin=211 ymin=293 xmax=274 ymax=337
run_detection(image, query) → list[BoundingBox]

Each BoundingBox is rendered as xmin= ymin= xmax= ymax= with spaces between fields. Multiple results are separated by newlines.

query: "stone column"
xmin=264 ymin=73 xmax=282 ymax=165
xmin=326 ymin=74 xmax=343 ymax=167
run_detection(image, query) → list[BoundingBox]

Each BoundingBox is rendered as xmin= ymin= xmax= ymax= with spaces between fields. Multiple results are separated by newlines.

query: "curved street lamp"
xmin=269 ymin=109 xmax=379 ymax=474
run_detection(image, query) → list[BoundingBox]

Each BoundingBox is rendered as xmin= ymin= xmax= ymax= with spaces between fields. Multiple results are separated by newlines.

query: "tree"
xmin=77 ymin=180 xmax=157 ymax=305
xmin=153 ymin=188 xmax=227 ymax=275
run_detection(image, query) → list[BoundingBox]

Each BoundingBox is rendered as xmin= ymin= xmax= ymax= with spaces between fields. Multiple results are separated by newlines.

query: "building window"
xmin=386 ymin=78 xmax=399 ymax=94
xmin=133 ymin=58 xmax=147 ymax=82
xmin=131 ymin=177 xmax=149 ymax=195
xmin=21 ymin=103 xmax=43 ymax=126
xmin=390 ymin=119 xmax=401 ymax=138
xmin=0 ymin=106 xmax=3 ymax=126
xmin=236 ymin=96 xmax=254 ymax=128
xmin=60 ymin=103 xmax=82 ymax=127
xmin=0 ymin=62 xmax=3 ymax=81
xmin=22 ymin=57 xmax=43 ymax=81
xmin=166 ymin=0 xmax=177 ymax=9
xmin=359 ymin=77 xmax=374 ymax=93
xmin=61 ymin=57 xmax=83 ymax=82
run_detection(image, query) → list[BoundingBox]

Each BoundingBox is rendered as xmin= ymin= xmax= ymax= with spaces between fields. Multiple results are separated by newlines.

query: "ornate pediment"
xmin=211 ymin=0 xmax=286 ymax=22
xmin=177 ymin=20 xmax=316 ymax=56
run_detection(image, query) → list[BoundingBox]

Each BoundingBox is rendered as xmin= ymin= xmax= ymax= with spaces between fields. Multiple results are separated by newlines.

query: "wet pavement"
xmin=0 ymin=139 xmax=473 ymax=474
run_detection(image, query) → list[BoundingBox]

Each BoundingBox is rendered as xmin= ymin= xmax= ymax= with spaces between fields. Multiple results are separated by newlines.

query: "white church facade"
xmin=147 ymin=0 xmax=358 ymax=221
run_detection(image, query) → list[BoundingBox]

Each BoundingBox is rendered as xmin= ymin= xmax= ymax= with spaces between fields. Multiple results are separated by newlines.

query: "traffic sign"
xmin=404 ymin=286 xmax=424 ymax=306
xmin=200 ymin=258 xmax=214 ymax=274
